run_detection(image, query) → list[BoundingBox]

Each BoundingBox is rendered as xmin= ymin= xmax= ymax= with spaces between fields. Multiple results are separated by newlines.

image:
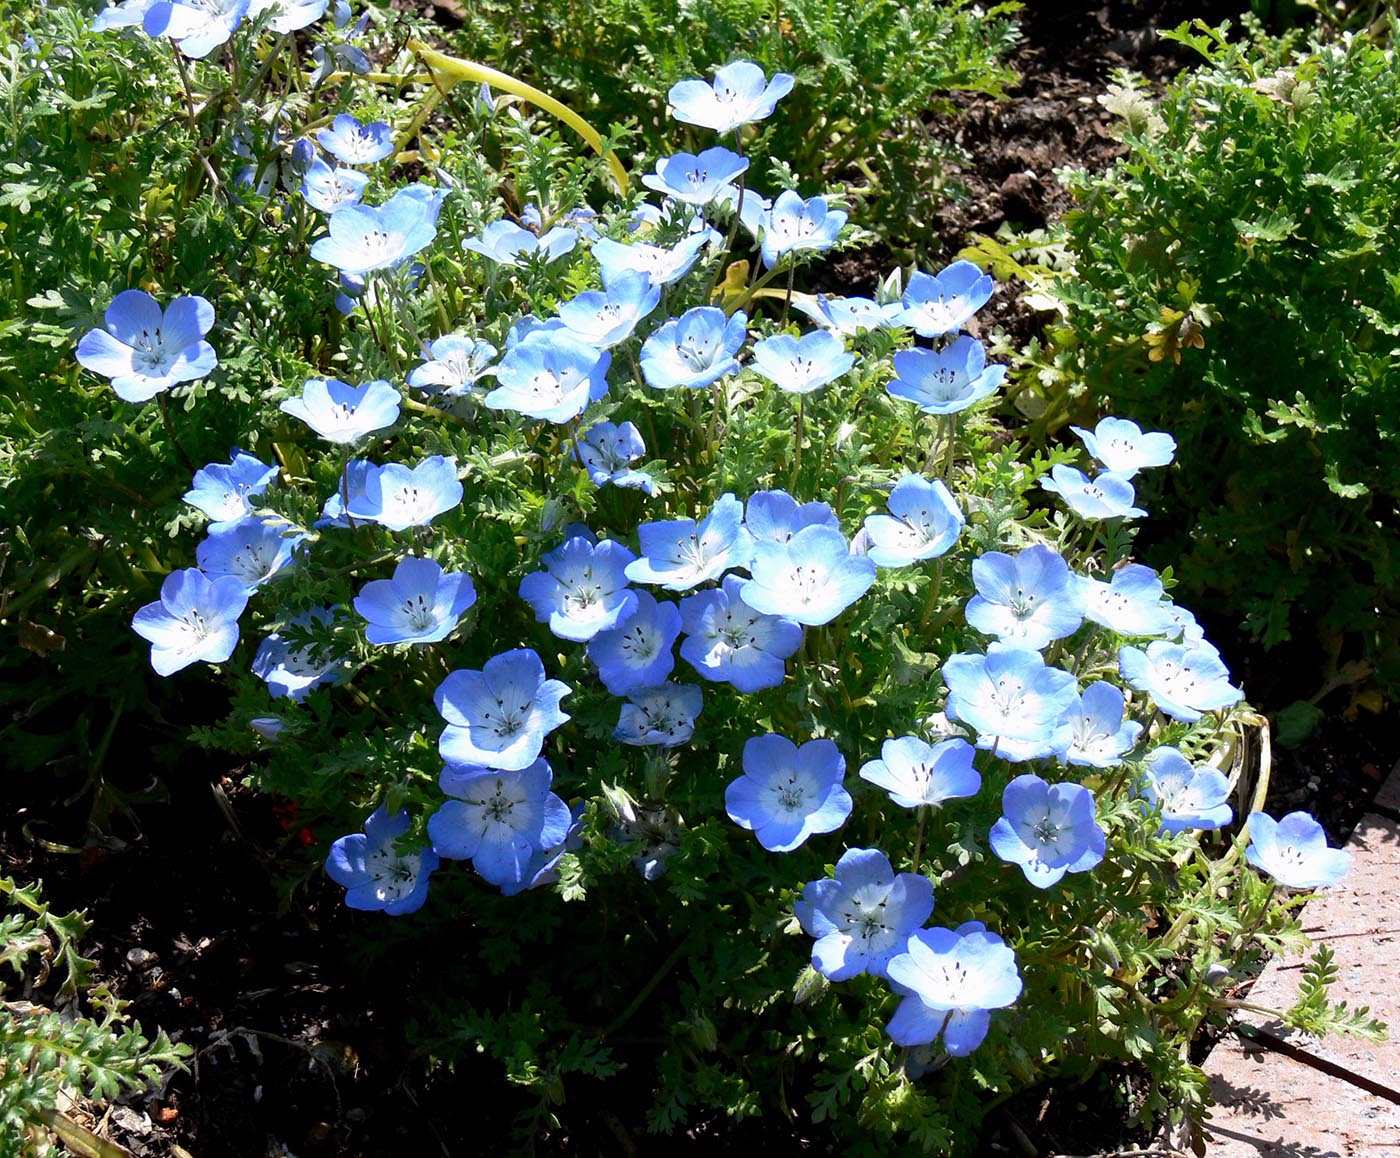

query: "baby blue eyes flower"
xmin=627 ymin=492 xmax=753 ymax=591
xmin=355 ymin=556 xmax=478 ymax=645
xmin=989 ymin=773 xmax=1106 ymax=888
xmin=859 ymin=736 xmax=980 ymax=810
xmin=886 ymin=335 xmax=1006 ymax=416
xmin=743 ymin=490 xmax=838 ymax=544
xmin=740 ymin=524 xmax=876 ymax=627
xmin=640 ymin=307 xmax=748 ymax=391
xmin=1041 ymin=465 xmax=1146 ymax=520
xmin=679 ymin=574 xmax=802 ymax=693
xmin=614 ymin=682 xmax=703 ymax=747
xmin=896 ymin=259 xmax=995 ymax=337
xmin=196 ymin=516 xmax=302 ymax=594
xmin=1078 ymin=563 xmax=1175 ymax=637
xmin=1245 ymin=811 xmax=1351 ymax=889
xmin=794 ymin=293 xmax=899 ymax=336
xmin=92 ymin=0 xmax=159 ymax=32
xmin=1072 ymin=416 xmax=1176 ymax=478
xmin=519 ymin=532 xmax=638 ymax=643
xmin=346 ymin=455 xmax=464 ymax=531
xmin=555 ymin=271 xmax=661 ymax=348
xmin=750 ymin=330 xmax=853 ymax=395
xmin=184 ymin=448 xmax=278 ymax=531
xmin=942 ymin=644 xmax=1079 ymax=759
xmin=326 ymin=806 xmax=439 ymax=915
xmin=463 ymin=219 xmax=577 ymax=267
xmin=251 ymin=607 xmax=344 ymax=701
xmin=593 ymin=233 xmax=717 ymax=288
xmin=316 ymin=113 xmax=394 ymax=165
xmin=1118 ymin=640 xmax=1243 ymax=722
xmin=641 ymin=146 xmax=749 ymax=204
xmin=760 ymin=191 xmax=847 ymax=269
xmin=795 ymin=848 xmax=934 ymax=981
xmin=144 ymin=0 xmax=250 ymax=59
xmin=863 ymin=474 xmax=964 ymax=568
xmin=428 ymin=760 xmax=573 ymax=890
xmin=588 ymin=591 xmax=682 ymax=695
xmin=407 ymin=335 xmax=498 ymax=396
xmin=965 ymin=544 xmax=1085 ymax=651
xmin=485 ymin=331 xmax=611 ymax=424
xmin=279 ymin=377 xmax=400 ymax=444
xmin=435 ymin=648 xmax=572 ymax=771
xmin=1141 ymin=747 xmax=1232 ymax=834
xmin=131 ymin=567 xmax=249 ymax=676
xmin=299 ymin=156 xmax=369 ymax=213
xmin=574 ymin=421 xmax=657 ymax=496
xmin=667 ymin=60 xmax=795 ymax=134
xmin=1062 ymin=681 xmax=1142 ymax=768
xmin=724 ymin=734 xmax=852 ymax=852
xmin=247 ymin=0 xmax=328 ymax=32
xmin=76 ymin=289 xmax=217 ymax=403
xmin=309 ymin=194 xmax=437 ymax=274
xmin=885 ymin=922 xmax=1022 ymax=1053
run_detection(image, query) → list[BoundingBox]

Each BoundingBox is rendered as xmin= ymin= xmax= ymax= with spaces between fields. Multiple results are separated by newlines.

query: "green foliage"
xmin=448 ymin=0 xmax=1022 ymax=255
xmin=0 ymin=877 xmax=191 ymax=1156
xmin=987 ymin=18 xmax=1400 ymax=691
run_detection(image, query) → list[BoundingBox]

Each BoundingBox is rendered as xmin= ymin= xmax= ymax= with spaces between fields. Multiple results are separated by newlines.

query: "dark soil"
xmin=9 ymin=4 xmax=1394 ymax=1157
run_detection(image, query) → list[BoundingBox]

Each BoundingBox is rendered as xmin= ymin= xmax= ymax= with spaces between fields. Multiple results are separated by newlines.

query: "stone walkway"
xmin=1203 ymin=765 xmax=1400 ymax=1156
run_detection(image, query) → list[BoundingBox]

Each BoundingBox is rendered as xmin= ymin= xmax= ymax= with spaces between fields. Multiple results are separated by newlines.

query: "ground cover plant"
xmin=2 ymin=1 xmax=1385 ymax=1152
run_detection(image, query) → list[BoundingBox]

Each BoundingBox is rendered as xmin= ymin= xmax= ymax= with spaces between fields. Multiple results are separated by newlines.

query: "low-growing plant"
xmin=5 ymin=3 xmax=1383 ymax=1153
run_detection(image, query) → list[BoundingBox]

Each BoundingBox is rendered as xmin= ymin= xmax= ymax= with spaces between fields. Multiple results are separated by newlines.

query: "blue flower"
xmin=942 ymin=644 xmax=1079 ymax=759
xmin=76 ymin=289 xmax=217 ymax=403
xmin=743 ymin=490 xmax=839 ymax=544
xmin=1071 ymin=417 xmax=1176 ymax=478
xmin=795 ymin=848 xmax=934 ymax=981
xmin=354 ymin=456 xmax=463 ymax=531
xmin=896 ymin=260 xmax=995 ymax=337
xmin=573 ymin=421 xmax=657 ymax=496
xmin=1245 ymin=811 xmax=1351 ymax=889
xmin=407 ymin=334 xmax=498 ymax=396
xmin=1141 ymin=747 xmax=1232 ymax=834
xmin=309 ymin=195 xmax=437 ymax=274
xmin=640 ymin=307 xmax=747 ymax=391
xmin=749 ymin=330 xmax=853 ymax=395
xmin=614 ymin=682 xmax=703 ymax=747
xmin=724 ymin=734 xmax=852 ymax=852
xmin=885 ymin=922 xmax=1022 ymax=1053
xmin=740 ymin=524 xmax=876 ymax=627
xmin=886 ymin=335 xmax=1005 ymax=415
xmin=760 ymin=191 xmax=847 ymax=269
xmin=500 ymin=802 xmax=586 ymax=897
xmin=518 ymin=531 xmax=638 ymax=643
xmin=626 ymin=492 xmax=753 ymax=591
xmin=965 ymin=545 xmax=1085 ymax=651
xmin=316 ymin=113 xmax=394 ymax=165
xmin=354 ymin=556 xmax=477 ymax=645
xmin=251 ymin=610 xmax=344 ymax=701
xmin=667 ymin=60 xmax=795 ymax=134
xmin=1041 ymin=465 xmax=1146 ymax=520
xmin=863 ymin=474 xmax=963 ymax=567
xmin=195 ymin=515 xmax=302 ymax=594
xmin=794 ymin=293 xmax=899 ymax=336
xmin=247 ymin=0 xmax=328 ymax=32
xmin=279 ymin=377 xmax=400 ymax=444
xmin=1118 ymin=640 xmax=1242 ymax=722
xmin=299 ymin=156 xmax=369 ymax=213
xmin=989 ymin=773 xmax=1106 ymax=888
xmin=641 ymin=146 xmax=749 ymax=204
xmin=859 ymin=735 xmax=980 ymax=810
xmin=131 ymin=568 xmax=248 ymax=676
xmin=554 ymin=272 xmax=661 ymax=350
xmin=435 ymin=648 xmax=572 ymax=771
xmin=92 ymin=0 xmax=159 ymax=32
xmin=428 ymin=760 xmax=573 ymax=890
xmin=587 ymin=591 xmax=682 ymax=695
xmin=1078 ymin=563 xmax=1175 ymax=637
xmin=679 ymin=574 xmax=802 ymax=692
xmin=462 ymin=219 xmax=576 ymax=267
xmin=593 ymin=231 xmax=717 ymax=287
xmin=1061 ymin=681 xmax=1142 ymax=768
xmin=143 ymin=0 xmax=249 ymax=59
xmin=184 ymin=449 xmax=278 ymax=531
xmin=485 ymin=330 xmax=611 ymax=424
xmin=326 ymin=806 xmax=439 ymax=915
